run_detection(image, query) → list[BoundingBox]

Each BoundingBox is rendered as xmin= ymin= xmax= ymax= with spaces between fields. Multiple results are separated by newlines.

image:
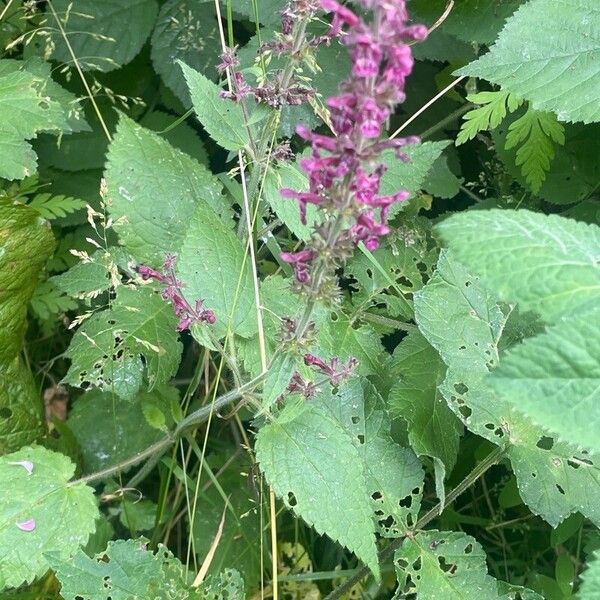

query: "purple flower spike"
xmin=16 ymin=519 xmax=36 ymax=532
xmin=8 ymin=460 xmax=34 ymax=475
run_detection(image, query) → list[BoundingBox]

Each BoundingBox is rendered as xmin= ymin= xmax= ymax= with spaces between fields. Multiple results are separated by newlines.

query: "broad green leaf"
xmin=0 ymin=202 xmax=54 ymax=453
xmin=67 ymin=387 xmax=175 ymax=474
xmin=177 ymin=203 xmax=257 ymax=339
xmin=180 ymin=63 xmax=250 ymax=151
xmin=436 ymin=210 xmax=600 ymax=323
xmin=63 ymin=286 xmax=182 ymax=400
xmin=504 ymin=107 xmax=565 ymax=193
xmin=580 ymin=551 xmax=600 ymax=599
xmin=389 ymin=331 xmax=462 ymax=474
xmin=49 ymin=538 xmax=206 ymax=600
xmin=458 ymin=0 xmax=600 ymax=124
xmin=411 ymin=0 xmax=523 ymax=44
xmin=255 ymin=391 xmax=380 ymax=578
xmin=456 ymin=91 xmax=522 ymax=145
xmin=0 ymin=66 xmax=69 ymax=179
xmin=488 ymin=314 xmax=600 ymax=454
xmin=0 ymin=446 xmax=98 ymax=589
xmin=51 ymin=250 xmax=113 ymax=299
xmin=151 ymin=0 xmax=221 ymax=105
xmin=415 ymin=252 xmax=600 ymax=527
xmin=422 ymin=155 xmax=462 ymax=200
xmin=394 ymin=530 xmax=542 ymax=599
xmin=105 ymin=114 xmax=226 ymax=267
xmin=50 ymin=0 xmax=158 ymax=72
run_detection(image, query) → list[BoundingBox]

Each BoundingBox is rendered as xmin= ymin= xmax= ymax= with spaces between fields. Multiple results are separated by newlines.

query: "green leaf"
xmin=105 ymin=114 xmax=226 ymax=267
xmin=0 ymin=201 xmax=54 ymax=453
xmin=177 ymin=203 xmax=257 ymax=339
xmin=67 ymin=387 xmax=175 ymax=475
xmin=198 ymin=569 xmax=245 ymax=599
xmin=488 ymin=314 xmax=600 ymax=454
xmin=389 ymin=331 xmax=462 ymax=475
xmin=255 ymin=389 xmax=380 ymax=578
xmin=28 ymin=193 xmax=86 ymax=221
xmin=457 ymin=0 xmax=600 ymax=124
xmin=151 ymin=0 xmax=221 ymax=105
xmin=504 ymin=107 xmax=565 ymax=192
xmin=422 ymin=155 xmax=462 ymax=200
xmin=379 ymin=141 xmax=452 ymax=215
xmin=415 ymin=251 xmax=600 ymax=527
xmin=30 ymin=279 xmax=77 ymax=321
xmin=0 ymin=65 xmax=70 ymax=180
xmin=50 ymin=0 xmax=158 ymax=72
xmin=436 ymin=209 xmax=600 ymax=323
xmin=63 ymin=286 xmax=182 ymax=400
xmin=456 ymin=91 xmax=522 ymax=145
xmin=48 ymin=539 xmax=173 ymax=600
xmin=119 ymin=500 xmax=157 ymax=532
xmin=580 ymin=551 xmax=600 ymax=599
xmin=0 ymin=446 xmax=98 ymax=589
xmin=394 ymin=530 xmax=542 ymax=599
xmin=51 ymin=250 xmax=113 ymax=300
xmin=180 ymin=62 xmax=250 ymax=151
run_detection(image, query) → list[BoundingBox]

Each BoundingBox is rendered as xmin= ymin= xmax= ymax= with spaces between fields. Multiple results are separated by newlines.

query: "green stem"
xmin=322 ymin=445 xmax=507 ymax=600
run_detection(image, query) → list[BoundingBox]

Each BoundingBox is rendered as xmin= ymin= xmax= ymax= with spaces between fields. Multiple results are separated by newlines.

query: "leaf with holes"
xmin=50 ymin=0 xmax=158 ymax=72
xmin=180 ymin=63 xmax=250 ymax=151
xmin=436 ymin=209 xmax=600 ymax=324
xmin=105 ymin=114 xmax=226 ymax=267
xmin=415 ymin=251 xmax=600 ymax=527
xmin=488 ymin=313 xmax=600 ymax=454
xmin=394 ymin=530 xmax=542 ymax=599
xmin=255 ymin=391 xmax=380 ymax=578
xmin=63 ymin=285 xmax=182 ymax=401
xmin=457 ymin=0 xmax=600 ymax=124
xmin=151 ymin=0 xmax=221 ymax=105
xmin=389 ymin=331 xmax=462 ymax=475
xmin=0 ymin=446 xmax=98 ymax=589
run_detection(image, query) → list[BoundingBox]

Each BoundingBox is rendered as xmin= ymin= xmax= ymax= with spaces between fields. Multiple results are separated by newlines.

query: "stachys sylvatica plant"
xmin=0 ymin=0 xmax=599 ymax=597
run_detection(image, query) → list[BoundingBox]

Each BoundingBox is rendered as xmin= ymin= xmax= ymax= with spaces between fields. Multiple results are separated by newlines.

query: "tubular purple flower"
xmin=279 ymin=0 xmax=426 ymax=287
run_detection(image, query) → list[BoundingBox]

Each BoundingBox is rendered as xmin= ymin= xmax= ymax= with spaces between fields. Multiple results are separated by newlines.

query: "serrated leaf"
xmin=580 ymin=551 xmax=600 ymax=599
xmin=151 ymin=0 xmax=221 ymax=105
xmin=28 ymin=193 xmax=86 ymax=220
xmin=0 ymin=66 xmax=69 ymax=179
xmin=394 ymin=530 xmax=542 ymax=599
xmin=180 ymin=62 xmax=250 ymax=151
xmin=457 ymin=91 xmax=521 ymax=145
xmin=48 ymin=539 xmax=185 ymax=600
xmin=255 ymin=390 xmax=380 ymax=578
xmin=422 ymin=155 xmax=462 ymax=200
xmin=51 ymin=251 xmax=113 ymax=299
xmin=435 ymin=209 xmax=600 ymax=323
xmin=177 ymin=203 xmax=257 ymax=339
xmin=389 ymin=331 xmax=462 ymax=474
xmin=63 ymin=286 xmax=182 ymax=400
xmin=504 ymin=108 xmax=565 ymax=192
xmin=30 ymin=279 xmax=77 ymax=321
xmin=458 ymin=0 xmax=600 ymax=124
xmin=105 ymin=114 xmax=226 ymax=267
xmin=488 ymin=314 xmax=600 ymax=454
xmin=67 ymin=387 xmax=175 ymax=475
xmin=415 ymin=251 xmax=600 ymax=527
xmin=0 ymin=446 xmax=98 ymax=589
xmin=50 ymin=0 xmax=158 ymax=73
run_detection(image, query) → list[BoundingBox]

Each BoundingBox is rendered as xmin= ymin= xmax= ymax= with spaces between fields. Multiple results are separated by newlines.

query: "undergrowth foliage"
xmin=0 ymin=0 xmax=599 ymax=598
